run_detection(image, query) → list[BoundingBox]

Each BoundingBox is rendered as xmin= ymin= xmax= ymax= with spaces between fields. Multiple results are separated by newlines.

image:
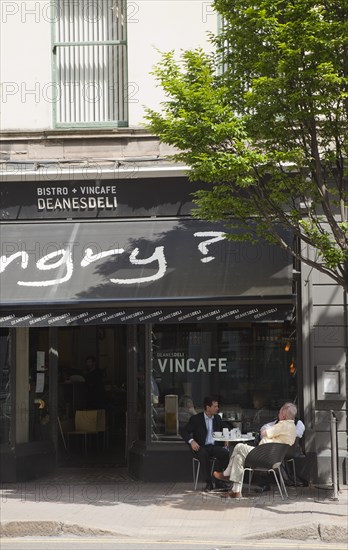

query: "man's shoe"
xmin=221 ymin=491 xmax=241 ymax=499
xmin=254 ymin=483 xmax=271 ymax=493
xmin=203 ymin=482 xmax=214 ymax=492
xmin=213 ymin=470 xmax=230 ymax=482
xmin=214 ymin=480 xmax=230 ymax=490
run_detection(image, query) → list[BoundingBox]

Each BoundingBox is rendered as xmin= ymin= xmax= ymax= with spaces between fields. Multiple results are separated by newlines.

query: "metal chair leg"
xmin=287 ymin=458 xmax=296 ymax=485
xmin=271 ymin=468 xmax=285 ymax=499
xmin=248 ymin=471 xmax=253 ymax=494
xmin=277 ymin=466 xmax=288 ymax=498
xmin=210 ymin=457 xmax=217 ymax=477
xmin=193 ymin=458 xmax=200 ymax=490
xmin=192 ymin=456 xmax=216 ymax=490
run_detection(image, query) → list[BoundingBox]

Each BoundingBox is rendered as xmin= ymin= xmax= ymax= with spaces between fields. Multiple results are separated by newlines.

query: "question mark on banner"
xmin=194 ymin=232 xmax=226 ymax=263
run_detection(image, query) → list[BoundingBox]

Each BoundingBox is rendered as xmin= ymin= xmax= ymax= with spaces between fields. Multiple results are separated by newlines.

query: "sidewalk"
xmin=0 ymin=468 xmax=347 ymax=545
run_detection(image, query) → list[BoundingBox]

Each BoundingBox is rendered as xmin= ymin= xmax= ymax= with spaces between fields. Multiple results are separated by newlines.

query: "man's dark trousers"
xmin=180 ymin=411 xmax=230 ymax=484
xmin=194 ymin=444 xmax=229 ymax=483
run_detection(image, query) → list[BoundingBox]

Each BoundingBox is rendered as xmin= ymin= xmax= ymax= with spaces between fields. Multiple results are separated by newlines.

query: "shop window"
xmin=150 ymin=323 xmax=297 ymax=442
xmin=0 ymin=329 xmax=10 ymax=444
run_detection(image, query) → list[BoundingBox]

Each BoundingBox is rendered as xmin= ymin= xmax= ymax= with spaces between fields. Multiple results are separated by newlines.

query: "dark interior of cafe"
xmin=28 ymin=326 xmax=128 ymax=467
xmin=0 ymin=320 xmax=297 ymax=473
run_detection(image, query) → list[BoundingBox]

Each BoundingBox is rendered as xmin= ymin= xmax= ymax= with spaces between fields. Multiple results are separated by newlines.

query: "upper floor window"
xmin=52 ymin=0 xmax=127 ymax=127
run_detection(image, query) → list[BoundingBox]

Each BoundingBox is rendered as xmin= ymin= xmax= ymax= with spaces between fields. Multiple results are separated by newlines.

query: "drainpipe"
xmin=330 ymin=410 xmax=339 ymax=500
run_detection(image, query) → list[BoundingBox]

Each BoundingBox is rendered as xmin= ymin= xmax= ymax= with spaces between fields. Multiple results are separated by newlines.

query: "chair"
xmin=284 ymin=438 xmax=304 ymax=486
xmin=284 ymin=442 xmax=298 ymax=485
xmin=192 ymin=456 xmax=216 ymax=490
xmin=67 ymin=409 xmax=106 ymax=455
xmin=241 ymin=443 xmax=290 ymax=499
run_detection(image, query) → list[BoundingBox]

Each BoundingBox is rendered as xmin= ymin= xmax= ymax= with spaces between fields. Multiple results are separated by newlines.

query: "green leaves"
xmin=146 ymin=0 xmax=348 ymax=291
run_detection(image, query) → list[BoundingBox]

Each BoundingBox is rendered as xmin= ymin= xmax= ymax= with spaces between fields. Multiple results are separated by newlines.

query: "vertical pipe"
xmin=330 ymin=410 xmax=339 ymax=500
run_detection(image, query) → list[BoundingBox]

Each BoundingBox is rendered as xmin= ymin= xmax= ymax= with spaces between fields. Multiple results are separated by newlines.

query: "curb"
xmin=248 ymin=522 xmax=348 ymax=543
xmin=1 ymin=520 xmax=347 ymax=543
xmin=0 ymin=521 xmax=126 ymax=538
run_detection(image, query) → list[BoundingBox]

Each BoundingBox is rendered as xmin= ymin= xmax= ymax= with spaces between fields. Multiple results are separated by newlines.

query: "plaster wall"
xmin=0 ymin=0 xmax=216 ymax=130
xmin=127 ymin=0 xmax=216 ymax=125
xmin=0 ymin=0 xmax=52 ymax=130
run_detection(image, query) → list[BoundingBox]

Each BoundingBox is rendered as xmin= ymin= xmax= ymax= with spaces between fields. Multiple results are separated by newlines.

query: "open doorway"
xmin=58 ymin=325 xmax=128 ymax=467
xmin=30 ymin=325 xmax=128 ymax=468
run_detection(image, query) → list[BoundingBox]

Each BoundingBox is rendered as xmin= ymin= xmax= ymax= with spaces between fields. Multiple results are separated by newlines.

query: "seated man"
xmin=254 ymin=405 xmax=306 ymax=490
xmin=261 ymin=409 xmax=305 ymax=442
xmin=214 ymin=402 xmax=297 ymax=498
xmin=180 ymin=396 xmax=229 ymax=491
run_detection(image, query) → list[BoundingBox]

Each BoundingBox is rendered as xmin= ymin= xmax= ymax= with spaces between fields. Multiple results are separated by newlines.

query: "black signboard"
xmin=0 ymin=177 xmax=210 ymax=220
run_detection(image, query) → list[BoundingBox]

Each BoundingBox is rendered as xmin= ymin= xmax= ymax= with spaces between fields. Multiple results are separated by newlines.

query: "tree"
xmin=146 ymin=0 xmax=348 ymax=292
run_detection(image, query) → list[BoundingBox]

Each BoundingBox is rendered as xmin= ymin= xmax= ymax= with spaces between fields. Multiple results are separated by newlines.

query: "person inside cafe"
xmin=178 ymin=394 xmax=197 ymax=426
xmin=84 ymin=355 xmax=105 ymax=410
xmin=213 ymin=402 xmax=297 ymax=498
xmin=250 ymin=391 xmax=274 ymax=431
xmin=180 ymin=396 xmax=229 ymax=491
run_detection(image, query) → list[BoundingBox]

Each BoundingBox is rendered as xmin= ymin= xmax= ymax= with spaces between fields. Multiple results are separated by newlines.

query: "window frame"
xmin=51 ymin=0 xmax=128 ymax=128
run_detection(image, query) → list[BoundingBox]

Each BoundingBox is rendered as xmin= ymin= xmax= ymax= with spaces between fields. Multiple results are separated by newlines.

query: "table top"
xmin=213 ymin=434 xmax=254 ymax=442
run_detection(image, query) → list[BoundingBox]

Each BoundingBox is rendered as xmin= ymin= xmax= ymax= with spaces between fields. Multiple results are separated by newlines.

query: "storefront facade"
xmin=1 ymin=0 xmax=345 ymax=488
xmin=0 ymin=173 xmax=301 ymax=482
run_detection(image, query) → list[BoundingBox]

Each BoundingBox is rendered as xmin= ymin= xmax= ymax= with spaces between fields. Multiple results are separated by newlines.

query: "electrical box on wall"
xmin=316 ymin=364 xmax=345 ymax=401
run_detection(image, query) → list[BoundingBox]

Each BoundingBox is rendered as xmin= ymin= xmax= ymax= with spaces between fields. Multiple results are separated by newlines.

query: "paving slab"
xmin=0 ymin=470 xmax=347 ymax=545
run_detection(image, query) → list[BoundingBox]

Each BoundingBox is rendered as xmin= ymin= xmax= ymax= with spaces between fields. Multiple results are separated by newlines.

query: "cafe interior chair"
xmin=192 ymin=456 xmax=216 ymax=490
xmin=67 ymin=409 xmax=106 ymax=455
xmin=240 ymin=443 xmax=290 ymax=499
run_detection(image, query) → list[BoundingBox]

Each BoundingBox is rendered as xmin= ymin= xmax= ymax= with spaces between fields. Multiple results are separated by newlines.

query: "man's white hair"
xmin=281 ymin=402 xmax=297 ymax=420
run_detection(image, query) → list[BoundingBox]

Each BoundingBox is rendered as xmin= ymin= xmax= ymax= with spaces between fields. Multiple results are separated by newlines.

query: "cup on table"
xmin=247 ymin=432 xmax=253 ymax=438
xmin=222 ymin=428 xmax=229 ymax=438
xmin=213 ymin=431 xmax=222 ymax=437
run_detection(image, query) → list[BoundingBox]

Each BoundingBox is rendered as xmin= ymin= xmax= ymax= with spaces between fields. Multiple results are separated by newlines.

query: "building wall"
xmin=301 ymin=247 xmax=348 ymax=484
xmin=0 ymin=1 xmax=52 ymax=129
xmin=127 ymin=0 xmax=216 ymax=125
xmin=0 ymin=0 xmax=216 ymax=130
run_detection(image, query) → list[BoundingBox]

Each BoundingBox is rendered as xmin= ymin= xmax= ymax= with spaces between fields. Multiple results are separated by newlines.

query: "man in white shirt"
xmin=180 ymin=396 xmax=229 ymax=491
xmin=214 ymin=402 xmax=297 ymax=498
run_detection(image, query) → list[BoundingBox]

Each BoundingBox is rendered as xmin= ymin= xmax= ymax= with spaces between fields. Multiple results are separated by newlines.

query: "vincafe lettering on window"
xmin=0 ymin=232 xmax=227 ymax=288
xmin=156 ymin=356 xmax=228 ymax=373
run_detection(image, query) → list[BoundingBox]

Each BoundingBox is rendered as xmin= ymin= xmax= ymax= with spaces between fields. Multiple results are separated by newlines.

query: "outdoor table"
xmin=213 ymin=434 xmax=255 ymax=454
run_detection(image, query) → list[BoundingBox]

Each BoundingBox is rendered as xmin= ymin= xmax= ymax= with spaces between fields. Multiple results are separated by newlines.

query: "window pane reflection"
xmin=151 ymin=323 xmax=297 ymax=442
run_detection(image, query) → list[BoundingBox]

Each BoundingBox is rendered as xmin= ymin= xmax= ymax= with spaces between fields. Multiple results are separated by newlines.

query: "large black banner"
xmin=0 ymin=219 xmax=292 ymax=307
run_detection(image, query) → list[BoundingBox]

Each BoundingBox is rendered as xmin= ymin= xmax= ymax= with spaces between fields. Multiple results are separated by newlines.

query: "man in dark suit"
xmin=180 ymin=396 xmax=229 ymax=491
